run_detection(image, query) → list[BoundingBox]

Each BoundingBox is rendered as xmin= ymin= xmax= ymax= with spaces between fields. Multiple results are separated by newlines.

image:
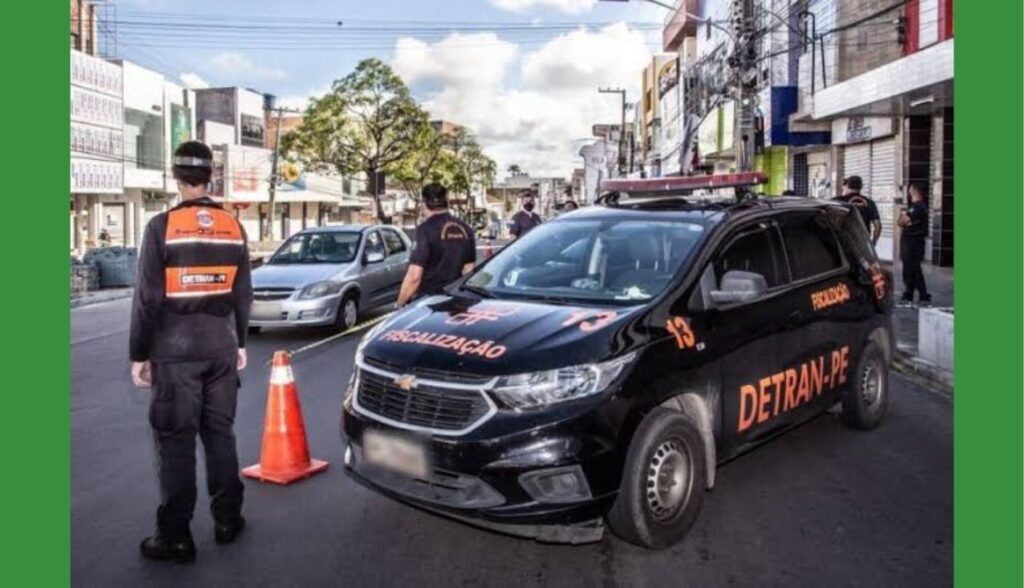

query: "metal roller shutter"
xmin=842 ymin=143 xmax=871 ymax=186
xmin=870 ymin=138 xmax=897 ymax=260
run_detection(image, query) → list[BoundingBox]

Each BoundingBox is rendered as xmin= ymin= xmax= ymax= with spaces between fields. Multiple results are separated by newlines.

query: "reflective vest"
xmin=163 ymin=202 xmax=246 ymax=312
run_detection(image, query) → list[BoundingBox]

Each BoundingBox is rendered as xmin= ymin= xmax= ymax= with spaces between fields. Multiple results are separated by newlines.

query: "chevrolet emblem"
xmin=393 ymin=374 xmax=418 ymax=391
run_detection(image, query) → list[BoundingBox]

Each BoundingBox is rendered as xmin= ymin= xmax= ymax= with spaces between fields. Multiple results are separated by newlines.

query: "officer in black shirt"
xmin=129 ymin=141 xmax=252 ymax=562
xmin=833 ymin=175 xmax=882 ymax=245
xmin=397 ymin=183 xmax=476 ymax=307
xmin=509 ymin=192 xmax=542 ymax=239
xmin=897 ymin=183 xmax=931 ymax=306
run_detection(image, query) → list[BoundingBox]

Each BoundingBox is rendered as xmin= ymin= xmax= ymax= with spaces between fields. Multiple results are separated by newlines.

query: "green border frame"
xmin=2 ymin=2 xmax=70 ymax=585
xmin=0 ymin=1 xmax=1018 ymax=586
xmin=957 ymin=1 xmax=1023 ymax=585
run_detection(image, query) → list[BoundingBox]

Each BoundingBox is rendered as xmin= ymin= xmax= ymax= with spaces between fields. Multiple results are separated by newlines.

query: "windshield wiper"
xmin=459 ymin=284 xmax=495 ymax=299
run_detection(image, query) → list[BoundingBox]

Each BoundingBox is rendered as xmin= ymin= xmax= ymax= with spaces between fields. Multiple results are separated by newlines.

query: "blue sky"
xmin=115 ymin=0 xmax=668 ymax=176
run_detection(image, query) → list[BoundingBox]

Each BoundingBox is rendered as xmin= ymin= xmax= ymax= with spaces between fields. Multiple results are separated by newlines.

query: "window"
xmin=381 ymin=229 xmax=407 ymax=256
xmin=267 ymin=232 xmax=361 ymax=265
xmin=465 ymin=217 xmax=706 ymax=305
xmin=124 ymin=108 xmax=164 ymax=171
xmin=779 ymin=213 xmax=845 ymax=280
xmin=714 ymin=224 xmax=786 ymax=288
xmin=364 ymin=231 xmax=385 ymax=258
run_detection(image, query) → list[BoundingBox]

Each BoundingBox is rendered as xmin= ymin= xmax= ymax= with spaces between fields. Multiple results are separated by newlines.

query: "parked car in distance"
xmin=249 ymin=225 xmax=410 ymax=331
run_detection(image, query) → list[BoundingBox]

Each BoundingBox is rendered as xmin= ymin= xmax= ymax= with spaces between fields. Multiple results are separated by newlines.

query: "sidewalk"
xmin=70 ymin=287 xmax=133 ymax=309
xmin=885 ymin=261 xmax=954 ymax=393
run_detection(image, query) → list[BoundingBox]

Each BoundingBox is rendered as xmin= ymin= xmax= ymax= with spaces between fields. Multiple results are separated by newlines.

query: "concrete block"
xmin=918 ymin=307 xmax=954 ymax=372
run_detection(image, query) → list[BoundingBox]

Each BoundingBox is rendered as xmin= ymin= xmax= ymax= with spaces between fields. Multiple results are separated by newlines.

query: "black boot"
xmin=139 ymin=534 xmax=196 ymax=563
xmin=214 ymin=517 xmax=246 ymax=545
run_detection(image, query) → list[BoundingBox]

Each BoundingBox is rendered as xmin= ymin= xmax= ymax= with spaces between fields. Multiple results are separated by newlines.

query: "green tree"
xmin=450 ymin=128 xmax=497 ymax=226
xmin=390 ymin=123 xmax=458 ymax=209
xmin=282 ymin=58 xmax=430 ymax=223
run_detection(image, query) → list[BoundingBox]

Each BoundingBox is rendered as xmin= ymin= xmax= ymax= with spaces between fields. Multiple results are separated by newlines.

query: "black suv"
xmin=342 ymin=192 xmax=893 ymax=549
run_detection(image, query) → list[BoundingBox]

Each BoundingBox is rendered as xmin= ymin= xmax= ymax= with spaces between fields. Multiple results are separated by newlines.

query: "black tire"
xmin=607 ymin=407 xmax=706 ymax=549
xmin=248 ymin=326 xmax=262 ymax=334
xmin=841 ymin=341 xmax=890 ymax=430
xmin=334 ymin=292 xmax=360 ymax=331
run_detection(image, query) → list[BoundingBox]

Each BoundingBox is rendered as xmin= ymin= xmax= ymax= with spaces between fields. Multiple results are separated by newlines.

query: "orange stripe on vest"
xmin=166 ymin=266 xmax=238 ymax=298
xmin=165 ymin=207 xmax=243 ymax=246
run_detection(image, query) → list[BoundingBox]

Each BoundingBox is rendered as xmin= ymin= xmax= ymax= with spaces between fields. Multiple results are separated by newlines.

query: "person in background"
xmin=563 ymin=200 xmax=579 ymax=212
xmin=396 ymin=183 xmax=476 ymax=307
xmin=897 ymin=183 xmax=931 ymax=307
xmin=510 ymin=192 xmax=542 ymax=240
xmin=129 ymin=140 xmax=251 ymax=563
xmin=833 ymin=175 xmax=882 ymax=245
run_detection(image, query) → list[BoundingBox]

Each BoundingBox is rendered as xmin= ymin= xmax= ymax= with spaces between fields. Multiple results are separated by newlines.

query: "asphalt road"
xmin=72 ymin=298 xmax=952 ymax=587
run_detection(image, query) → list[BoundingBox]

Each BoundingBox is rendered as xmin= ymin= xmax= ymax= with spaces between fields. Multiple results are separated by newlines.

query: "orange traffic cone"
xmin=242 ymin=351 xmax=329 ymax=484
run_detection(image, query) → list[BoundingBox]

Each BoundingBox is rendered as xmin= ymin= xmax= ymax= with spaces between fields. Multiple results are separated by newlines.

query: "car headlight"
xmin=492 ymin=352 xmax=637 ymax=410
xmin=298 ymin=281 xmax=344 ymax=299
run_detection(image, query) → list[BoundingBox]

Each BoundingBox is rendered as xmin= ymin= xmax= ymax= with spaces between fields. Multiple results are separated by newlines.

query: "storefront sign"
xmin=71 ymin=123 xmax=122 ymax=160
xmin=171 ymin=104 xmax=192 ymax=152
xmin=657 ymin=59 xmax=679 ymax=99
xmin=241 ymin=114 xmax=266 ymax=147
xmin=832 ymin=117 xmax=894 ymax=145
xmin=71 ymin=50 xmax=122 ymax=98
xmin=71 ymin=87 xmax=123 ymax=130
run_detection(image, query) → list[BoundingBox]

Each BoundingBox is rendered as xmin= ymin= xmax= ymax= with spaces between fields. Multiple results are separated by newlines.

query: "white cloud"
xmin=179 ymin=72 xmax=210 ymax=89
xmin=275 ymin=86 xmax=331 ymax=111
xmin=490 ymin=0 xmax=596 ymax=14
xmin=392 ymin=24 xmax=651 ymax=178
xmin=208 ymin=52 xmax=287 ymax=81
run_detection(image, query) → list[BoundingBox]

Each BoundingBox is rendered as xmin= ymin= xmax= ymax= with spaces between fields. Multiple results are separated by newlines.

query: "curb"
xmin=71 ymin=289 xmax=134 ymax=309
xmin=891 ymin=350 xmax=953 ymax=398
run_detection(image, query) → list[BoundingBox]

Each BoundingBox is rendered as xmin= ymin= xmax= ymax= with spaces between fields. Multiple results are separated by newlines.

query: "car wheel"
xmin=841 ymin=341 xmax=890 ymax=430
xmin=607 ymin=407 xmax=706 ymax=549
xmin=248 ymin=326 xmax=261 ymax=334
xmin=335 ymin=293 xmax=359 ymax=331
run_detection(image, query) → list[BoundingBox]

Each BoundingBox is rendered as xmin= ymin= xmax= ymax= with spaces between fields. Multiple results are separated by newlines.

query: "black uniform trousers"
xmin=150 ymin=355 xmax=244 ymax=539
xmin=900 ymin=236 xmax=930 ymax=302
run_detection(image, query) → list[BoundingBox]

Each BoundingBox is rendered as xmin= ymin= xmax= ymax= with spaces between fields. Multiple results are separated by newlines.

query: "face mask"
xmin=524 ymin=202 xmax=535 ymax=212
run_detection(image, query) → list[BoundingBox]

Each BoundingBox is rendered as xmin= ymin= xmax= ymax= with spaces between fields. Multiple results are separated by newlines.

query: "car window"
xmin=381 ymin=229 xmax=407 ymax=256
xmin=779 ymin=213 xmax=845 ymax=280
xmin=365 ymin=230 xmax=385 ymax=257
xmin=267 ymin=232 xmax=361 ymax=265
xmin=466 ymin=217 xmax=706 ymax=305
xmin=713 ymin=223 xmax=786 ymax=288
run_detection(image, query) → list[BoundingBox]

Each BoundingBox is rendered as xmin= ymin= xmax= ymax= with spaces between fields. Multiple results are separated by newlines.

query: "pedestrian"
xmin=833 ymin=175 xmax=882 ymax=245
xmin=129 ymin=140 xmax=252 ymax=563
xmin=897 ymin=183 xmax=931 ymax=307
xmin=563 ymin=200 xmax=579 ymax=211
xmin=510 ymin=192 xmax=542 ymax=240
xmin=396 ymin=183 xmax=476 ymax=307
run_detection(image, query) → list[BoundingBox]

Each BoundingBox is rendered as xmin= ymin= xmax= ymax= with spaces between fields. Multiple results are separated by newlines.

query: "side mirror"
xmin=709 ymin=270 xmax=768 ymax=306
xmin=364 ymin=250 xmax=385 ymax=264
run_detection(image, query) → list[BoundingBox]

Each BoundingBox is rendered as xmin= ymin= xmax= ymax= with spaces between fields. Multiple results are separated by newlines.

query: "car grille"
xmin=254 ymin=288 xmax=294 ymax=301
xmin=362 ymin=356 xmax=491 ymax=386
xmin=356 ymin=369 xmax=492 ymax=434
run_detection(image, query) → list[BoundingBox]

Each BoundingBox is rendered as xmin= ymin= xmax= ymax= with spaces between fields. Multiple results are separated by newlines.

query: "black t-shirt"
xmin=833 ymin=193 xmax=880 ymax=227
xmin=510 ymin=210 xmax=542 ymax=238
xmin=902 ymin=201 xmax=929 ymax=240
xmin=410 ymin=212 xmax=477 ymax=296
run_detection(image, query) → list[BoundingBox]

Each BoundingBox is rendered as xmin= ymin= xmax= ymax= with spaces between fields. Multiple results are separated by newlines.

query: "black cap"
xmin=422 ymin=183 xmax=448 ymax=210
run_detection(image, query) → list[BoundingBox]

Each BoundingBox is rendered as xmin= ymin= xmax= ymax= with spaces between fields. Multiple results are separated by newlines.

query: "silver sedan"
xmin=249 ymin=225 xmax=410 ymax=331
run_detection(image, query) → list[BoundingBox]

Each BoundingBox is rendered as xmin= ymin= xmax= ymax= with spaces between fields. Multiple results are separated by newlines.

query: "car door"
xmin=685 ymin=219 xmax=805 ymax=456
xmin=776 ymin=211 xmax=860 ymax=412
xmin=380 ymin=228 xmax=410 ymax=297
xmin=360 ymin=230 xmax=391 ymax=308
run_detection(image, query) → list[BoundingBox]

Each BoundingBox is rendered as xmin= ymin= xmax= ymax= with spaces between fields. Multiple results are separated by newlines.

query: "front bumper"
xmin=341 ymin=387 xmax=624 ymax=538
xmin=249 ymin=294 xmax=341 ymax=327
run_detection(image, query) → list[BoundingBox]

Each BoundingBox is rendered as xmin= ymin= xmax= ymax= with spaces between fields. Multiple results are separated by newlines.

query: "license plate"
xmin=363 ymin=430 xmax=429 ymax=480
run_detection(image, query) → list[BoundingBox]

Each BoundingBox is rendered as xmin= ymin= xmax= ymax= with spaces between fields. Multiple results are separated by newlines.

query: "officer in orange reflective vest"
xmin=129 ymin=141 xmax=253 ymax=563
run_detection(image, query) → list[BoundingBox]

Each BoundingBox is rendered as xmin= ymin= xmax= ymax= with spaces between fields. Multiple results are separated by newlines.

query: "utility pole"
xmin=264 ymin=104 xmax=301 ymax=242
xmin=730 ymin=0 xmax=759 ymax=172
xmin=599 ymin=87 xmax=627 ymax=177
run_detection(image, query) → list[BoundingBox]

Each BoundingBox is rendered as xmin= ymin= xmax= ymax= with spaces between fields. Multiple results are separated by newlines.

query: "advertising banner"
xmin=170 ymin=104 xmax=192 ymax=152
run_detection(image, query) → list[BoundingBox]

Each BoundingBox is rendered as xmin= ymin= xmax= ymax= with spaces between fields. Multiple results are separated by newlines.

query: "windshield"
xmin=465 ymin=217 xmax=706 ymax=305
xmin=268 ymin=232 xmax=361 ymax=265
